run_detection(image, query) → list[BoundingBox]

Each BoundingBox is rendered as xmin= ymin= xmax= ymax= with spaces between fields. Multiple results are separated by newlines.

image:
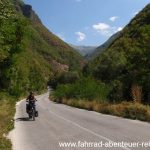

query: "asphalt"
xmin=9 ymin=92 xmax=150 ymax=150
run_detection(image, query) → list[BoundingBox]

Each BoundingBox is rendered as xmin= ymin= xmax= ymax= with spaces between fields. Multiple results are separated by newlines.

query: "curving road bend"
xmin=9 ymin=92 xmax=150 ymax=150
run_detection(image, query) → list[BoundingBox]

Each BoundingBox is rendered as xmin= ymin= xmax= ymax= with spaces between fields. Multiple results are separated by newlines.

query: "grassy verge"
xmin=50 ymin=97 xmax=150 ymax=122
xmin=0 ymin=90 xmax=47 ymax=150
xmin=51 ymin=76 xmax=150 ymax=122
xmin=0 ymin=92 xmax=16 ymax=150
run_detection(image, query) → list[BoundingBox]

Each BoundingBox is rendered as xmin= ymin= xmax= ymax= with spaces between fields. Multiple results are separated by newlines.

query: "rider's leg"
xmin=26 ymin=104 xmax=29 ymax=113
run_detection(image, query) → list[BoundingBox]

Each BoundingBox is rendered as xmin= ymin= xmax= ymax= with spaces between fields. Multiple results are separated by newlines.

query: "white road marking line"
xmin=48 ymin=110 xmax=132 ymax=150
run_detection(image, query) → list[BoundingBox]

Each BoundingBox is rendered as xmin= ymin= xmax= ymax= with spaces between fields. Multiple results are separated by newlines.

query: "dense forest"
xmin=0 ymin=0 xmax=83 ymax=97
xmin=53 ymin=3 xmax=150 ymax=104
xmin=88 ymin=4 xmax=150 ymax=103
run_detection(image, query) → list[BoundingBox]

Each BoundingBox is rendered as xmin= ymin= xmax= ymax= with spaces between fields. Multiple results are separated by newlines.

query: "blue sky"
xmin=24 ymin=0 xmax=150 ymax=46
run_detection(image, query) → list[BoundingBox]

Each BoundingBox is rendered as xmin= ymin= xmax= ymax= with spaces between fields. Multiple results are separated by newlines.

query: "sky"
xmin=24 ymin=0 xmax=150 ymax=46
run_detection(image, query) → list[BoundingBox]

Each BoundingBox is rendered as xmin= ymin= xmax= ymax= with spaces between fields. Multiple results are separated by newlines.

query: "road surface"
xmin=9 ymin=92 xmax=150 ymax=150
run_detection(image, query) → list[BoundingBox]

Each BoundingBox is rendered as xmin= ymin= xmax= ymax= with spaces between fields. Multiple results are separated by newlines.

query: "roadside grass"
xmin=50 ymin=97 xmax=150 ymax=122
xmin=0 ymin=92 xmax=16 ymax=150
xmin=0 ymin=89 xmax=48 ymax=150
xmin=50 ymin=76 xmax=150 ymax=122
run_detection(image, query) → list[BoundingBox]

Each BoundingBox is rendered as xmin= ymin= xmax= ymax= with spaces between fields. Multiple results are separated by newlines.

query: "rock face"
xmin=22 ymin=4 xmax=32 ymax=17
xmin=52 ymin=60 xmax=69 ymax=72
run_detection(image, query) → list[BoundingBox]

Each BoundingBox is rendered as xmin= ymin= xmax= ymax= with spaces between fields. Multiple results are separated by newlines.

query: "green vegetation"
xmin=51 ymin=3 xmax=150 ymax=122
xmin=90 ymin=32 xmax=121 ymax=59
xmin=0 ymin=0 xmax=83 ymax=148
xmin=0 ymin=92 xmax=16 ymax=150
xmin=0 ymin=0 xmax=50 ymax=96
xmin=51 ymin=76 xmax=150 ymax=122
xmin=20 ymin=2 xmax=83 ymax=71
xmin=87 ymin=4 xmax=150 ymax=103
xmin=0 ymin=0 xmax=83 ymax=97
xmin=48 ymin=71 xmax=80 ymax=89
xmin=1 ymin=0 xmax=150 ymax=147
xmin=52 ymin=77 xmax=111 ymax=102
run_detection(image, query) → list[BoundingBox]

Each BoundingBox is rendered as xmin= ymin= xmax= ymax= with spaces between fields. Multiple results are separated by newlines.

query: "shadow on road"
xmin=15 ymin=117 xmax=29 ymax=121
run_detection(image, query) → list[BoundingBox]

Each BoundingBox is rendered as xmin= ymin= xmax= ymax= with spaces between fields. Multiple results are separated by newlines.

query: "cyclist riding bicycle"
xmin=26 ymin=92 xmax=37 ymax=113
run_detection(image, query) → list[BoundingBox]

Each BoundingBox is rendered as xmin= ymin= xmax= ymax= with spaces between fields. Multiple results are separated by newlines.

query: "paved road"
xmin=9 ymin=92 xmax=150 ymax=150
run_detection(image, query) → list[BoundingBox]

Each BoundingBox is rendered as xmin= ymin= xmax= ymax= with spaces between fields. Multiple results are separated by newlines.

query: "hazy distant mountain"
xmin=70 ymin=44 xmax=97 ymax=58
xmin=71 ymin=31 xmax=121 ymax=59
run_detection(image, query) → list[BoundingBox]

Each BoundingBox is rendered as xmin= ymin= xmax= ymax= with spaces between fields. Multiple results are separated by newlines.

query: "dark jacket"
xmin=26 ymin=95 xmax=36 ymax=102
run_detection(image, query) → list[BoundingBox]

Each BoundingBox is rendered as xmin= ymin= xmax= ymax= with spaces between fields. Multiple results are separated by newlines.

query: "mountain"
xmin=0 ymin=0 xmax=84 ymax=96
xmin=90 ymin=31 xmax=121 ymax=59
xmin=70 ymin=44 xmax=97 ymax=58
xmin=88 ymin=3 xmax=150 ymax=102
xmin=71 ymin=31 xmax=121 ymax=59
xmin=17 ymin=1 xmax=83 ymax=70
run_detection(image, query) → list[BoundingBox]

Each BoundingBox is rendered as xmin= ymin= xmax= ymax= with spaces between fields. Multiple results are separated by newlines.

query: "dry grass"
xmin=0 ymin=95 xmax=15 ymax=150
xmin=131 ymin=84 xmax=142 ymax=103
xmin=51 ymin=97 xmax=150 ymax=122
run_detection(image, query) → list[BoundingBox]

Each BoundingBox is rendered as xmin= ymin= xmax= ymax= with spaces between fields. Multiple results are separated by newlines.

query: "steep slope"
xmin=0 ymin=0 xmax=83 ymax=97
xmin=0 ymin=1 xmax=84 ymax=148
xmin=72 ymin=31 xmax=121 ymax=60
xmin=17 ymin=1 xmax=83 ymax=71
xmin=88 ymin=4 xmax=150 ymax=102
xmin=90 ymin=31 xmax=121 ymax=59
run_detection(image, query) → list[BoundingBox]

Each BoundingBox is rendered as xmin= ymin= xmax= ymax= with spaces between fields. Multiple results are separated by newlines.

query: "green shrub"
xmin=58 ymin=71 xmax=80 ymax=84
xmin=52 ymin=77 xmax=111 ymax=102
xmin=0 ymin=92 xmax=15 ymax=150
xmin=48 ymin=71 xmax=80 ymax=89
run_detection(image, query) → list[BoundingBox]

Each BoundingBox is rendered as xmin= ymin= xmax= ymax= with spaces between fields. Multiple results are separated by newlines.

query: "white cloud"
xmin=132 ymin=9 xmax=141 ymax=17
xmin=117 ymin=27 xmax=123 ymax=32
xmin=133 ymin=11 xmax=139 ymax=16
xmin=75 ymin=31 xmax=86 ymax=42
xmin=56 ymin=33 xmax=66 ymax=41
xmin=93 ymin=23 xmax=110 ymax=30
xmin=93 ymin=22 xmax=123 ymax=36
xmin=109 ymin=16 xmax=119 ymax=22
xmin=93 ymin=23 xmax=112 ymax=36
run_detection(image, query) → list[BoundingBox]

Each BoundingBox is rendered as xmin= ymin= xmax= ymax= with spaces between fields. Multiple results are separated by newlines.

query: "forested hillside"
xmin=90 ymin=32 xmax=121 ymax=59
xmin=52 ymin=3 xmax=150 ymax=123
xmin=0 ymin=0 xmax=83 ymax=97
xmin=88 ymin=4 xmax=150 ymax=103
xmin=0 ymin=1 xmax=83 ymax=148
